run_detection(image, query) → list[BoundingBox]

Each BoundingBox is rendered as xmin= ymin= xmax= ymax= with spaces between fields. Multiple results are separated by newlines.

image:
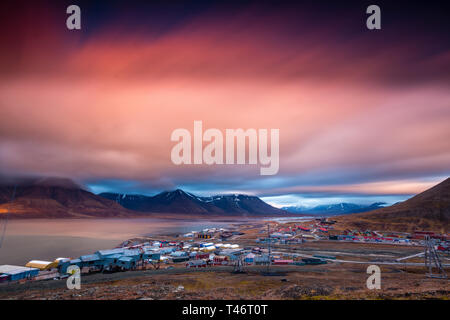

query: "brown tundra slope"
xmin=337 ymin=177 xmax=450 ymax=233
xmin=0 ymin=177 xmax=134 ymax=218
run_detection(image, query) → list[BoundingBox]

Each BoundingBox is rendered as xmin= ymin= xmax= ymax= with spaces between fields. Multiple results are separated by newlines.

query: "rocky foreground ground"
xmin=0 ymin=264 xmax=448 ymax=300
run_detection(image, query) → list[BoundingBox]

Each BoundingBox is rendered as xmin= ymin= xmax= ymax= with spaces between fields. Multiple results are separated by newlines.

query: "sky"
xmin=0 ymin=0 xmax=449 ymax=208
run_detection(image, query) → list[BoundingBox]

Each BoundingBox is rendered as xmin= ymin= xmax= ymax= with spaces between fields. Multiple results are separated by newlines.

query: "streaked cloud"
xmin=0 ymin=1 xmax=449 ymax=205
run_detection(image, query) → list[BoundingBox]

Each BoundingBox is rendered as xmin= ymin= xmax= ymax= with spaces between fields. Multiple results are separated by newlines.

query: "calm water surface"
xmin=0 ymin=218 xmax=242 ymax=265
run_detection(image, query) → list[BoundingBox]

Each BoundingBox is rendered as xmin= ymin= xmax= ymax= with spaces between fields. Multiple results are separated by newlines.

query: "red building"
xmin=213 ymin=255 xmax=229 ymax=265
xmin=273 ymin=259 xmax=293 ymax=265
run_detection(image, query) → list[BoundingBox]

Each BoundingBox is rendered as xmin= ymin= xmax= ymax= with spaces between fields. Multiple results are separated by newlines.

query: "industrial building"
xmin=0 ymin=265 xmax=39 ymax=281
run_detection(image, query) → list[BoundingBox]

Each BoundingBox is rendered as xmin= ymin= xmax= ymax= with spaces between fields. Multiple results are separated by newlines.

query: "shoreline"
xmin=0 ymin=213 xmax=312 ymax=221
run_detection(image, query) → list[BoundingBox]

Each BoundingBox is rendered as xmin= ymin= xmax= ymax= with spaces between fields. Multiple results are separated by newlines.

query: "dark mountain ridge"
xmin=100 ymin=189 xmax=287 ymax=215
xmin=0 ymin=177 xmax=133 ymax=218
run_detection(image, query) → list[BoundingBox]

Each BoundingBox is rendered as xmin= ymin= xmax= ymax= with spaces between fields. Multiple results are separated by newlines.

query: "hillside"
xmin=337 ymin=177 xmax=450 ymax=232
xmin=100 ymin=189 xmax=288 ymax=216
xmin=0 ymin=177 xmax=134 ymax=218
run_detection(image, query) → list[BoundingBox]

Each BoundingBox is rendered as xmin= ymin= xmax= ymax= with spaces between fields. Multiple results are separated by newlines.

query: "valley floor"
xmin=1 ymin=238 xmax=449 ymax=300
xmin=1 ymin=217 xmax=448 ymax=300
xmin=0 ymin=264 xmax=448 ymax=300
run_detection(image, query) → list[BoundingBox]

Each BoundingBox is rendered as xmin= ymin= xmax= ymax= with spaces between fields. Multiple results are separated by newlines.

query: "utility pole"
xmin=424 ymin=235 xmax=447 ymax=279
xmin=233 ymin=255 xmax=244 ymax=273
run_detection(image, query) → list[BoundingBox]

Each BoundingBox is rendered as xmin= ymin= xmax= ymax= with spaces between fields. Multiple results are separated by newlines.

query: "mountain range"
xmin=0 ymin=177 xmax=286 ymax=218
xmin=1 ymin=175 xmax=449 ymax=232
xmin=99 ymin=189 xmax=287 ymax=215
xmin=282 ymin=202 xmax=387 ymax=216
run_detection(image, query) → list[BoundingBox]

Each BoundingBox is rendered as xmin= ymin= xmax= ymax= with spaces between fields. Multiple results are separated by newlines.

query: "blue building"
xmin=61 ymin=246 xmax=160 ymax=274
xmin=79 ymin=254 xmax=105 ymax=269
xmin=143 ymin=251 xmax=161 ymax=261
xmin=58 ymin=259 xmax=78 ymax=274
xmin=117 ymin=256 xmax=136 ymax=270
xmin=0 ymin=265 xmax=39 ymax=281
xmin=96 ymin=248 xmax=126 ymax=258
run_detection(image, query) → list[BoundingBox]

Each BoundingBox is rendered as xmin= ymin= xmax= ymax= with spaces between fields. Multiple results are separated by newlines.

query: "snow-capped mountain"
xmin=281 ymin=202 xmax=387 ymax=216
xmin=100 ymin=189 xmax=287 ymax=215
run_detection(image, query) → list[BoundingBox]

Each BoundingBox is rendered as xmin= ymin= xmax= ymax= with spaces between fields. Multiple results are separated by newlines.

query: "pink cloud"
xmin=0 ymin=5 xmax=449 ymax=196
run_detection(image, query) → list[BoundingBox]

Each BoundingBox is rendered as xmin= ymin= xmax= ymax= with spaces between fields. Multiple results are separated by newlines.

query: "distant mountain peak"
xmin=161 ymin=188 xmax=187 ymax=195
xmin=158 ymin=189 xmax=194 ymax=201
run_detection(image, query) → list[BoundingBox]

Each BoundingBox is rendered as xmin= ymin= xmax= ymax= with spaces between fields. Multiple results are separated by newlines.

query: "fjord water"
xmin=0 ymin=218 xmax=237 ymax=265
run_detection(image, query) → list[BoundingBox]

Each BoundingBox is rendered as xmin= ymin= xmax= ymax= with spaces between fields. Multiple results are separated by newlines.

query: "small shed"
xmin=245 ymin=253 xmax=256 ymax=263
xmin=186 ymin=260 xmax=206 ymax=268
